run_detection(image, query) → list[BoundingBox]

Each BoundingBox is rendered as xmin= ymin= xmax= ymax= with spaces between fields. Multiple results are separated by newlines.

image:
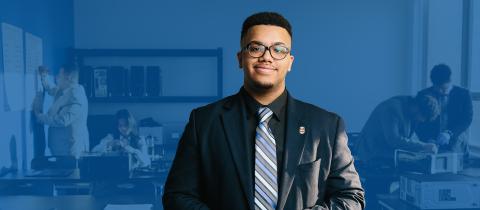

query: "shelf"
xmin=72 ymin=48 xmax=223 ymax=103
xmin=88 ymin=96 xmax=220 ymax=103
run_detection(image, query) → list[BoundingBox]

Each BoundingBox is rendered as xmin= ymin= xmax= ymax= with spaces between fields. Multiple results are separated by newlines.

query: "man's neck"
xmin=244 ymin=84 xmax=285 ymax=105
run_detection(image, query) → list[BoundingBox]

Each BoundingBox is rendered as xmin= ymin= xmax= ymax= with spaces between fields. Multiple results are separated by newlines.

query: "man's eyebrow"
xmin=249 ymin=40 xmax=264 ymax=45
xmin=249 ymin=40 xmax=287 ymax=46
xmin=272 ymin=42 xmax=287 ymax=46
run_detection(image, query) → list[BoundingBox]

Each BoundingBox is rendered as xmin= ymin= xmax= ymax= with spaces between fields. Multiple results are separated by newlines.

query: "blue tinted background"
xmin=1 ymin=0 xmax=479 ymax=210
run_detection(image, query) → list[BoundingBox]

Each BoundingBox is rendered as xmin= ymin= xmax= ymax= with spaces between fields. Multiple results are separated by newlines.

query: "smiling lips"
xmin=254 ymin=65 xmax=277 ymax=74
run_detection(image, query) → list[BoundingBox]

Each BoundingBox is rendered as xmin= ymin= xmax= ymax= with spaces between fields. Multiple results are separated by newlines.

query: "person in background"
xmin=416 ymin=64 xmax=473 ymax=155
xmin=92 ymin=109 xmax=150 ymax=168
xmin=33 ymin=64 xmax=89 ymax=158
xmin=356 ymin=94 xmax=441 ymax=167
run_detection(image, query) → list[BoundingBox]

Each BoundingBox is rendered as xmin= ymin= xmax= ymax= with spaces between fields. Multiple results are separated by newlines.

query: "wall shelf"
xmin=72 ymin=48 xmax=223 ymax=103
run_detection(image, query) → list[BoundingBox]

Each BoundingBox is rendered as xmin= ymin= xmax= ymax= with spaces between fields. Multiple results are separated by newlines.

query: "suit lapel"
xmin=221 ymin=93 xmax=254 ymax=209
xmin=277 ymin=96 xmax=307 ymax=210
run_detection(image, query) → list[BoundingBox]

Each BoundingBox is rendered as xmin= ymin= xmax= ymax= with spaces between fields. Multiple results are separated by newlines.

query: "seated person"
xmin=92 ymin=109 xmax=150 ymax=168
xmin=355 ymin=94 xmax=440 ymax=167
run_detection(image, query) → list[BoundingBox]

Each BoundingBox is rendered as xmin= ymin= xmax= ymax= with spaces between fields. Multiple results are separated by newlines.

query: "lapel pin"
xmin=299 ymin=126 xmax=305 ymax=135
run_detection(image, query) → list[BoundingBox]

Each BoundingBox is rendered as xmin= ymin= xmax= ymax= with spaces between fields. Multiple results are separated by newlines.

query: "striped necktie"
xmin=254 ymin=107 xmax=278 ymax=210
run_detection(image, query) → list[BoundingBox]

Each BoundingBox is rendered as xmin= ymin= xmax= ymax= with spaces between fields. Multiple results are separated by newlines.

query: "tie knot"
xmin=258 ymin=107 xmax=273 ymax=124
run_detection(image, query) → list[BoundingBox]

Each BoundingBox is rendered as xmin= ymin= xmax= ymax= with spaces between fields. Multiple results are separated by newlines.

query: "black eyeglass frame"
xmin=241 ymin=42 xmax=291 ymax=60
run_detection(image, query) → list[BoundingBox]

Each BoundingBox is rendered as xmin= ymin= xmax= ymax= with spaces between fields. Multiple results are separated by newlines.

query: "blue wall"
xmin=75 ymin=0 xmax=415 ymax=132
xmin=0 ymin=0 xmax=74 ymax=168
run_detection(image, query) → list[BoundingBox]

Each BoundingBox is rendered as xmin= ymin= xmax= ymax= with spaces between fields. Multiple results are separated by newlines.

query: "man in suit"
xmin=416 ymin=64 xmax=473 ymax=155
xmin=163 ymin=12 xmax=364 ymax=210
xmin=33 ymin=65 xmax=89 ymax=158
xmin=356 ymin=95 xmax=440 ymax=166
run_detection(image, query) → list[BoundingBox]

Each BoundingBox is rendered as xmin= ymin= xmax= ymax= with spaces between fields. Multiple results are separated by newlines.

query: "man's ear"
xmin=237 ymin=52 xmax=243 ymax=69
xmin=287 ymin=55 xmax=295 ymax=72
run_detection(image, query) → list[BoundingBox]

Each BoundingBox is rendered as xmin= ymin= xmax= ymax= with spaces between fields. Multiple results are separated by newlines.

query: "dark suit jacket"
xmin=163 ymin=91 xmax=365 ymax=210
xmin=416 ymin=86 xmax=473 ymax=152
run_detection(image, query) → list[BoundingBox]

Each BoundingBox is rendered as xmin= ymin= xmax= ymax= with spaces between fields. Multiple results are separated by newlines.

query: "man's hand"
xmin=422 ymin=143 xmax=438 ymax=154
xmin=437 ymin=131 xmax=452 ymax=146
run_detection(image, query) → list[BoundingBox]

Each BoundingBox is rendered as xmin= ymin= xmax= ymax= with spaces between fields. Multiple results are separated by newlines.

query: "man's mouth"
xmin=254 ymin=65 xmax=276 ymax=74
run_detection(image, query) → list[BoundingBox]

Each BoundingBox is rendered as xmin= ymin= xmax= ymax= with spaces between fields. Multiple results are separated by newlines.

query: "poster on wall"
xmin=1 ymin=22 xmax=25 ymax=111
xmin=25 ymin=32 xmax=43 ymax=111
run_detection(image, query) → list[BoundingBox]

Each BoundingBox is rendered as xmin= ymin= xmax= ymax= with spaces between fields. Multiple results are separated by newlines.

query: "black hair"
xmin=241 ymin=12 xmax=292 ymax=43
xmin=430 ymin=64 xmax=451 ymax=85
xmin=414 ymin=94 xmax=440 ymax=122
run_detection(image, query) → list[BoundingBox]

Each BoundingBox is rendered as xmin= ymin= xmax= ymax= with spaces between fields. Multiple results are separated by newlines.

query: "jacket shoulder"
xmin=293 ymin=99 xmax=341 ymax=123
xmin=189 ymin=94 xmax=237 ymax=118
xmin=452 ymin=86 xmax=471 ymax=95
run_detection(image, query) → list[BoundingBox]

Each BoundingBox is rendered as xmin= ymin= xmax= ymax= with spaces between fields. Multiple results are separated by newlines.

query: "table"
xmin=0 ymin=195 xmax=163 ymax=210
xmin=0 ymin=169 xmax=167 ymax=201
xmin=377 ymin=194 xmax=479 ymax=210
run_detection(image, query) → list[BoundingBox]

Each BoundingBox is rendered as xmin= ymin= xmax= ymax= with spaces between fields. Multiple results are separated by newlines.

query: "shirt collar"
xmin=240 ymin=86 xmax=287 ymax=121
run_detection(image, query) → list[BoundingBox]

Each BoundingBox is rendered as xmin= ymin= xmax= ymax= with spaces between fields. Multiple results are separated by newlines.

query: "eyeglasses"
xmin=242 ymin=42 xmax=290 ymax=60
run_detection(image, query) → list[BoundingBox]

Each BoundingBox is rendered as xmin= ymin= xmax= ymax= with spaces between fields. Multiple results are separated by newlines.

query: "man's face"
xmin=237 ymin=25 xmax=294 ymax=92
xmin=56 ymin=69 xmax=69 ymax=90
xmin=433 ymin=82 xmax=452 ymax=95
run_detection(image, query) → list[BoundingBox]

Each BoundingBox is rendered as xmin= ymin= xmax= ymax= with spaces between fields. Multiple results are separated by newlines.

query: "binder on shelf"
xmin=146 ymin=66 xmax=162 ymax=97
xmin=94 ymin=67 xmax=108 ymax=98
xmin=129 ymin=66 xmax=145 ymax=97
xmin=107 ymin=66 xmax=128 ymax=97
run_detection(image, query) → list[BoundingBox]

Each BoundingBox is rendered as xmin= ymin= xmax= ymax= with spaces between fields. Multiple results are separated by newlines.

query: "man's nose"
xmin=259 ymin=49 xmax=274 ymax=62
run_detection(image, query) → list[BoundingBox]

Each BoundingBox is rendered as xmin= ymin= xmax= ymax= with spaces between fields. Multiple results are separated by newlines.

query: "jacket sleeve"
xmin=91 ymin=134 xmax=113 ymax=153
xmin=130 ymin=137 xmax=151 ymax=167
xmin=380 ymin=110 xmax=426 ymax=151
xmin=162 ymin=109 xmax=210 ymax=210
xmin=37 ymin=88 xmax=86 ymax=127
xmin=448 ymin=89 xmax=473 ymax=139
xmin=315 ymin=117 xmax=365 ymax=210
xmin=37 ymin=101 xmax=82 ymax=127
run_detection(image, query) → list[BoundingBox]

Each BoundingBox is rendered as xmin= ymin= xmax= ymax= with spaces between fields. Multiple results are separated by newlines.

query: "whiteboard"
xmin=1 ymin=23 xmax=25 ymax=111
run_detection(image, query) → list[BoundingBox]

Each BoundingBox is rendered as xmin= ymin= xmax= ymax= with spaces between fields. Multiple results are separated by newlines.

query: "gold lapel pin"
xmin=299 ymin=126 xmax=305 ymax=135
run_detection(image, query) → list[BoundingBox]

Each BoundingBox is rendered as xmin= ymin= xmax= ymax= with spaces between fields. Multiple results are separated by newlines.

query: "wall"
xmin=426 ymin=0 xmax=464 ymax=86
xmin=0 ymin=0 xmax=74 ymax=168
xmin=74 ymin=0 xmax=414 ymax=132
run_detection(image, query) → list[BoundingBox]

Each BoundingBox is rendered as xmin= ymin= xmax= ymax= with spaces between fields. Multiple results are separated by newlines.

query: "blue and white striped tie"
xmin=254 ymin=107 xmax=278 ymax=210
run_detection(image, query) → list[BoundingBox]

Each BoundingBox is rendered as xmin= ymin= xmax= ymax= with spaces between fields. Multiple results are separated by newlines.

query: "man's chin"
xmin=252 ymin=81 xmax=274 ymax=90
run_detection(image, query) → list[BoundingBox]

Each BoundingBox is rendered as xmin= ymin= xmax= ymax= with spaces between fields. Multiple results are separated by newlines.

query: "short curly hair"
xmin=240 ymin=12 xmax=292 ymax=44
xmin=414 ymin=94 xmax=440 ymax=122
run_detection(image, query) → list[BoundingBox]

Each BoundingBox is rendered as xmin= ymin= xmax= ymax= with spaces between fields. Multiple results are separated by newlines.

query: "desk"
xmin=0 ymin=169 xmax=83 ymax=184
xmin=0 ymin=195 xmax=163 ymax=210
xmin=0 ymin=169 xmax=167 ymax=184
xmin=0 ymin=169 xmax=167 ymax=200
xmin=377 ymin=194 xmax=478 ymax=210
